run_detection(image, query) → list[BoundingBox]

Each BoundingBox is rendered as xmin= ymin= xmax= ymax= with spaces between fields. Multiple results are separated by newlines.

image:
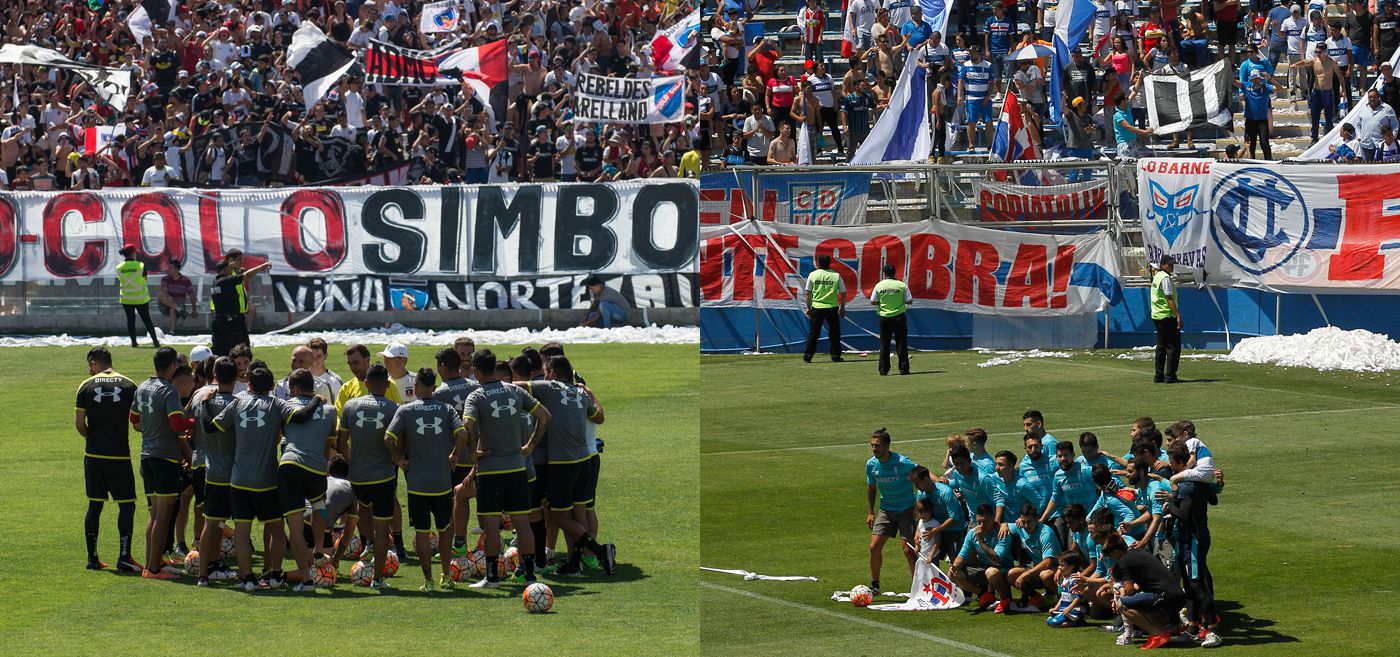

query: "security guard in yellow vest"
xmin=869 ymin=264 xmax=912 ymax=376
xmin=803 ymin=254 xmax=847 ymax=362
xmin=116 ymin=244 xmax=161 ymax=349
xmin=1150 ymin=255 xmax=1182 ymax=383
xmin=209 ymin=249 xmax=272 ymax=356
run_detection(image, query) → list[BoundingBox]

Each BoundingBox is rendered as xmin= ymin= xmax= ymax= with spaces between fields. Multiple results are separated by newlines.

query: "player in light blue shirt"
xmin=911 ymin=466 xmax=967 ymax=561
xmin=1088 ymin=463 xmax=1147 ymax=540
xmin=1041 ymin=441 xmax=1098 ymax=550
xmin=1008 ymin=502 xmax=1063 ymax=611
xmin=1075 ymin=431 xmax=1125 ymax=477
xmin=992 ymin=449 xmax=1047 ymax=536
xmin=865 ymin=428 xmax=918 ymax=592
xmin=947 ymin=445 xmax=1000 ymax=518
xmin=1019 ymin=430 xmax=1057 ymax=504
xmin=950 ymin=503 xmax=1015 ymax=612
xmin=966 ymin=428 xmax=997 ymax=475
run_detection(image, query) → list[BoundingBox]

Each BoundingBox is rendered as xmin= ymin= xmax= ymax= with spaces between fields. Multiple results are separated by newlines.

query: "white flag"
xmin=419 ymin=0 xmax=460 ymax=33
xmin=866 ymin=559 xmax=966 ymax=611
xmin=849 ymin=50 xmax=931 ymax=164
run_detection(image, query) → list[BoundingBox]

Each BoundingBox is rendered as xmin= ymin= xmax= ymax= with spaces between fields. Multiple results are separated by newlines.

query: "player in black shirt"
xmin=1106 ymin=536 xmax=1187 ymax=649
xmin=75 ymin=347 xmax=141 ymax=572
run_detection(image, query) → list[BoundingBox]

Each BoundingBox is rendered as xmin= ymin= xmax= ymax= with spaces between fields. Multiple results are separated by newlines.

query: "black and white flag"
xmin=1144 ymin=59 xmax=1232 ymax=135
xmin=287 ymin=23 xmax=355 ymax=109
xmin=127 ymin=0 xmax=178 ymax=45
xmin=0 ymin=44 xmax=133 ymax=112
xmin=179 ymin=121 xmax=296 ymax=185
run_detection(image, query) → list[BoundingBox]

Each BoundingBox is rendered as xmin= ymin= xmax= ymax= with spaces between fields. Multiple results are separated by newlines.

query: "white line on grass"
xmin=701 ymin=582 xmax=1014 ymax=657
xmin=703 ymin=404 xmax=1400 ymax=456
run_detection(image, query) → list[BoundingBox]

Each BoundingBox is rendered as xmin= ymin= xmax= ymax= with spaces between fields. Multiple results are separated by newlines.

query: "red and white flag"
xmin=84 ymin=125 xmax=125 ymax=155
xmin=651 ymin=10 xmax=700 ymax=73
xmin=435 ymin=39 xmax=508 ymax=85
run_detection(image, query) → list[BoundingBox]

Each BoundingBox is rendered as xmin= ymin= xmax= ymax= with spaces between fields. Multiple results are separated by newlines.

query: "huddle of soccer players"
xmin=76 ymin=336 xmax=617 ymax=593
xmin=866 ymin=412 xmax=1223 ymax=649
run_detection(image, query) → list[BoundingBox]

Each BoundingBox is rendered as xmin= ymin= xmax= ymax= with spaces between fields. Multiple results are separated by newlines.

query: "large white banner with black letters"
xmin=1140 ymin=160 xmax=1400 ymax=292
xmin=0 ymin=181 xmax=699 ymax=291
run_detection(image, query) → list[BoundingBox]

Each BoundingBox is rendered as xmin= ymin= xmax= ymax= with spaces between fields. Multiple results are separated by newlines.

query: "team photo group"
xmin=76 ymin=334 xmax=613 ymax=607
xmin=860 ymin=411 xmax=1223 ymax=649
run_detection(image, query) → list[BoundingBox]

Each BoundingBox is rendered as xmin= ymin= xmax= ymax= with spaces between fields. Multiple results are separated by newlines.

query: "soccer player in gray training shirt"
xmin=386 ymin=367 xmax=468 ymax=591
xmin=524 ymin=355 xmax=615 ymax=576
xmin=461 ymin=349 xmax=551 ymax=588
xmin=277 ymin=368 xmax=339 ymax=590
xmin=132 ymin=347 xmax=197 ymax=580
xmin=336 ymin=363 xmax=399 ymax=587
xmin=430 ymin=347 xmax=481 ymax=556
xmin=188 ymin=357 xmax=241 ymax=585
xmin=205 ymin=366 xmax=324 ymax=592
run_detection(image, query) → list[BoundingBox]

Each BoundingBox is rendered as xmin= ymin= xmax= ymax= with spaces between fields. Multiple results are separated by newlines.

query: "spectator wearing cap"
xmin=1355 ymin=88 xmax=1399 ymax=160
xmin=1064 ymin=97 xmax=1097 ymax=178
xmin=527 ymin=125 xmax=557 ymax=182
xmin=579 ymin=275 xmax=631 ymax=329
xmin=487 ymin=123 xmax=518 ymax=184
xmin=1235 ymin=69 xmax=1276 ymax=159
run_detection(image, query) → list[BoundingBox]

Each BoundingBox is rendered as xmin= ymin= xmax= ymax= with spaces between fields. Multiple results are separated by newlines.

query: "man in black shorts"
xmin=461 ymin=350 xmax=554 ymax=588
xmin=386 ymin=368 xmax=467 ymax=591
xmin=75 ymin=347 xmax=141 ymax=572
xmin=276 ymin=369 xmax=337 ymax=592
xmin=1106 ymin=536 xmax=1187 ymax=649
xmin=523 ymin=355 xmax=613 ymax=577
xmin=338 ymin=363 xmax=400 ymax=589
xmin=431 ymin=348 xmax=480 ymax=557
xmin=204 ymin=367 xmax=322 ymax=591
xmin=189 ymin=357 xmax=240 ymax=585
xmin=131 ymin=347 xmax=197 ymax=580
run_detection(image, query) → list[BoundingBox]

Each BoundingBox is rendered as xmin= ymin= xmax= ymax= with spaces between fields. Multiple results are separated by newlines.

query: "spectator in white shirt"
xmin=142 ymin=152 xmax=177 ymax=187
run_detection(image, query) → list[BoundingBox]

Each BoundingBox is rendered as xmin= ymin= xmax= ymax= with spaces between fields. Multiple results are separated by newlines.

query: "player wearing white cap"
xmin=381 ymin=343 xmax=416 ymax=402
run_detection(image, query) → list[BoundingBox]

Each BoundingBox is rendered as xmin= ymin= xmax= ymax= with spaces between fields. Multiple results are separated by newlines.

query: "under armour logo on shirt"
xmin=93 ymin=387 xmax=123 ymax=403
xmin=560 ymin=389 xmax=585 ymax=409
xmin=135 ymin=396 xmax=155 ymax=414
xmin=489 ymin=398 xmax=518 ymax=418
xmin=356 ymin=410 xmax=385 ymax=429
xmin=415 ymin=416 xmax=444 ymax=434
xmin=240 ymin=409 xmax=268 ymax=428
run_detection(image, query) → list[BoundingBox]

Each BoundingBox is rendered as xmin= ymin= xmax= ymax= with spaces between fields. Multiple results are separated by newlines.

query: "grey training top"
xmin=213 ymin=394 xmax=297 ymax=491
xmin=524 ymin=380 xmax=598 ymax=464
xmin=387 ymin=398 xmax=463 ymax=494
xmin=136 ymin=377 xmax=186 ymax=462
xmin=193 ymin=388 xmax=238 ymax=483
xmin=341 ymin=394 xmax=400 ymax=485
xmin=462 ymin=381 xmax=540 ymax=475
xmin=434 ymin=377 xmax=481 ymax=465
xmin=279 ymin=395 xmax=338 ymax=474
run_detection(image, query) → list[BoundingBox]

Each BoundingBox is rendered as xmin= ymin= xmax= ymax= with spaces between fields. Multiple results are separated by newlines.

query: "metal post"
xmin=1310 ymin=294 xmax=1331 ymax=327
xmin=1275 ymin=293 xmax=1282 ymax=335
xmin=751 ymin=168 xmax=763 ymax=353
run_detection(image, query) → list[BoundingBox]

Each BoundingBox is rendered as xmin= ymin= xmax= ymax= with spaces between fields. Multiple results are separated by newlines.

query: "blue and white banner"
xmin=1139 ymin=159 xmax=1400 ymax=292
xmin=419 ymin=0 xmax=459 ymax=33
xmin=700 ymin=220 xmax=1123 ymax=315
xmin=573 ymin=73 xmax=686 ymax=124
xmin=699 ymin=172 xmax=873 ymax=226
xmin=850 ymin=50 xmax=930 ymax=165
xmin=1138 ymin=158 xmax=1213 ymax=271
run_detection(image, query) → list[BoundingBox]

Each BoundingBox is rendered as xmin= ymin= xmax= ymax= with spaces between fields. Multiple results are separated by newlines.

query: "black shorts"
xmin=231 ymin=487 xmax=281 ymax=522
xmin=1121 ymin=591 xmax=1187 ymax=615
xmin=277 ymin=463 xmax=328 ymax=517
xmin=1216 ymin=20 xmax=1238 ymax=47
xmin=187 ymin=467 xmax=207 ymax=506
xmin=938 ymin=531 xmax=966 ymax=562
xmin=547 ymin=460 xmax=591 ymax=511
xmin=453 ymin=465 xmax=472 ymax=488
xmin=584 ymin=453 xmax=601 ymax=510
xmin=140 ymin=457 xmax=183 ymax=499
xmin=352 ymin=479 xmax=398 ymax=521
xmin=159 ymin=305 xmax=191 ymax=319
xmin=961 ymin=565 xmax=990 ymax=588
xmin=204 ymin=481 xmax=232 ymax=521
xmin=529 ymin=462 xmax=550 ymax=513
xmin=407 ymin=492 xmax=453 ymax=533
xmin=85 ymin=456 xmax=137 ymax=503
xmin=475 ymin=470 xmax=532 ymax=516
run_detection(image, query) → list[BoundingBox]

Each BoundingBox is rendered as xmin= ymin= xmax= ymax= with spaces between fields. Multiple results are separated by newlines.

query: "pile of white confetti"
xmin=1223 ymin=327 xmax=1400 ymax=372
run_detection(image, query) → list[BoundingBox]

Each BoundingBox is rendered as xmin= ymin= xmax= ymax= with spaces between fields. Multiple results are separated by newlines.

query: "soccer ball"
xmin=428 ymin=532 xmax=440 ymax=553
xmin=347 ymin=534 xmax=363 ymax=557
xmin=850 ymin=585 xmax=873 ymax=607
xmin=313 ymin=563 xmax=337 ymax=587
xmin=220 ymin=535 xmax=236 ymax=558
xmin=523 ymin=582 xmax=553 ymax=613
xmin=350 ymin=561 xmax=374 ymax=587
xmin=468 ymin=549 xmax=488 ymax=577
xmin=501 ymin=546 xmax=521 ymax=574
xmin=449 ymin=556 xmax=471 ymax=582
xmin=475 ymin=533 xmax=486 ymax=552
xmin=381 ymin=550 xmax=400 ymax=577
xmin=183 ymin=550 xmax=200 ymax=575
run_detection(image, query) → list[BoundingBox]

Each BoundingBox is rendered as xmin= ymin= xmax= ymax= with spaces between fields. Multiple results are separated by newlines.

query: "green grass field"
xmin=701 ymin=350 xmax=1400 ymax=657
xmin=0 ymin=343 xmax=697 ymax=657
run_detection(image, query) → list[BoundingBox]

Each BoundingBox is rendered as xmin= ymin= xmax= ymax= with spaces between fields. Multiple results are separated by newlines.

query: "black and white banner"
xmin=179 ymin=122 xmax=295 ymax=185
xmin=270 ymin=272 xmax=697 ymax=312
xmin=127 ymin=0 xmax=178 ymax=45
xmin=287 ymin=23 xmax=356 ymax=109
xmin=0 ymin=180 xmax=698 ymax=282
xmin=1144 ymin=59 xmax=1232 ymax=135
xmin=0 ymin=44 xmax=133 ymax=112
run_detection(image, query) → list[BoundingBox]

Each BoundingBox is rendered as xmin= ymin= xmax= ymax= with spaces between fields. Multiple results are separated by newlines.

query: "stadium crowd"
xmin=692 ymin=0 xmax=1400 ymax=166
xmin=0 ymin=0 xmax=703 ymax=191
xmin=863 ymin=412 xmax=1224 ymax=649
xmin=76 ymin=338 xmax=617 ymax=592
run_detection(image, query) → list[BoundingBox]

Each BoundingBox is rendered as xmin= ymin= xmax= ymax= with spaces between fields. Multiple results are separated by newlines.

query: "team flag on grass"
xmin=287 ymin=23 xmax=356 ymax=109
xmin=867 ymin=559 xmax=966 ymax=611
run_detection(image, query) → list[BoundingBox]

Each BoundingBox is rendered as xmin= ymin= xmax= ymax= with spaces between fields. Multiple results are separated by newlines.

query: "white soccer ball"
xmin=428 ymin=532 xmax=440 ymax=553
xmin=220 ymin=534 xmax=236 ymax=558
xmin=468 ymin=549 xmax=488 ymax=577
xmin=850 ymin=584 xmax=873 ymax=607
xmin=183 ymin=550 xmax=200 ymax=575
xmin=523 ymin=582 xmax=554 ymax=613
xmin=501 ymin=546 xmax=521 ymax=574
xmin=350 ymin=561 xmax=374 ymax=587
